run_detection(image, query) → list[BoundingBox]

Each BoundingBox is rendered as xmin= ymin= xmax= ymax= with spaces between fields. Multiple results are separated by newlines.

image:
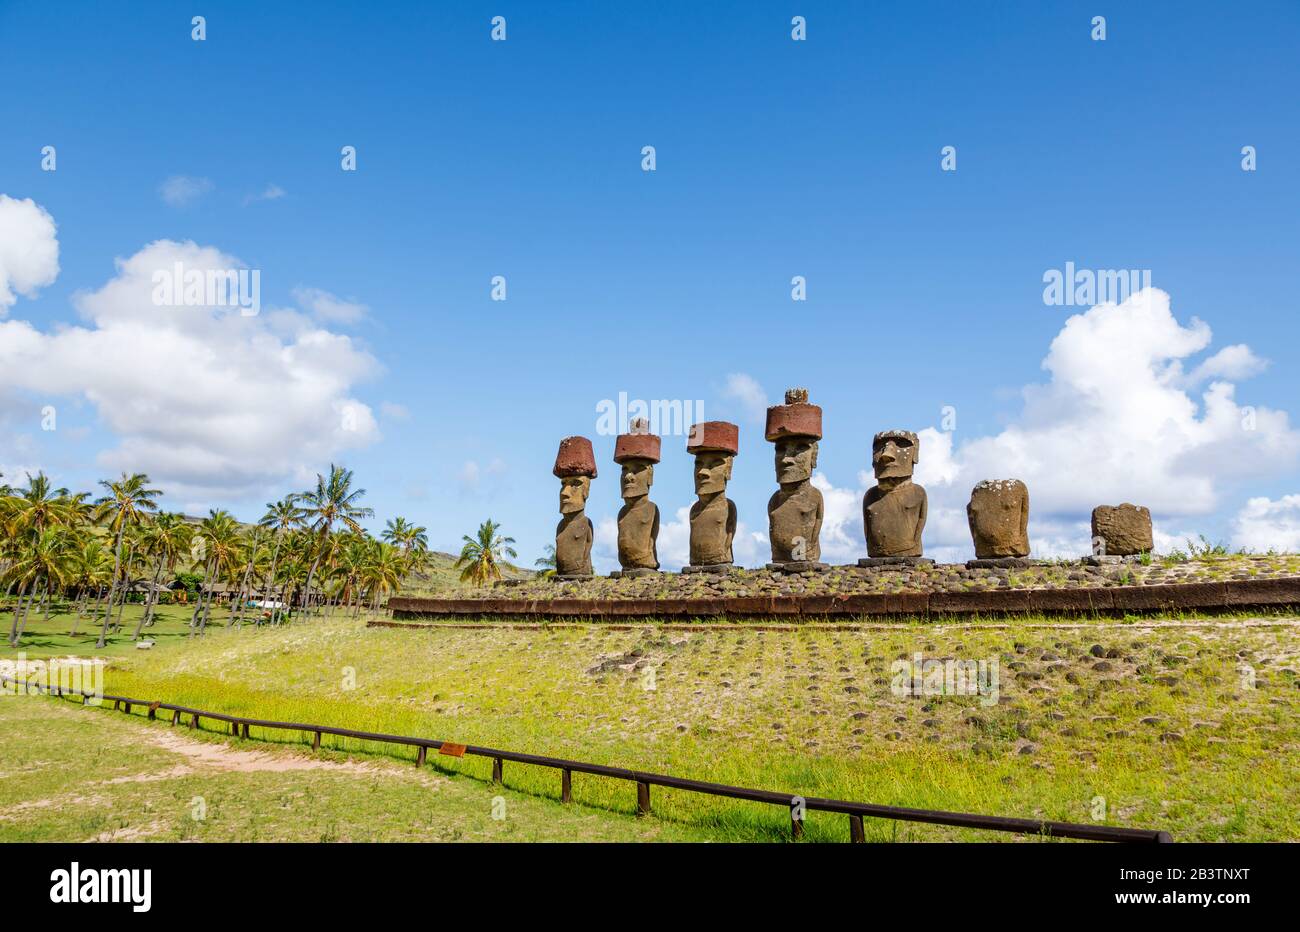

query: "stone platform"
xmin=389 ymin=556 xmax=1300 ymax=622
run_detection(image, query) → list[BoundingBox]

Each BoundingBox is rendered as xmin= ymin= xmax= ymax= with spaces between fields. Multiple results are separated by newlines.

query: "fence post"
xmin=416 ymin=747 xmax=427 ymax=767
xmin=242 ymin=723 xmax=250 ymax=739
xmin=636 ymin=781 xmax=650 ymax=816
xmin=791 ymin=815 xmax=804 ymax=841
xmin=191 ymin=714 xmax=200 ymax=730
xmin=561 ymin=769 xmax=572 ymax=804
xmin=171 ymin=709 xmax=180 ymax=725
xmin=849 ymin=814 xmax=865 ymax=843
xmin=312 ymin=731 xmax=321 ymax=751
xmin=492 ymin=757 xmax=503 ymax=784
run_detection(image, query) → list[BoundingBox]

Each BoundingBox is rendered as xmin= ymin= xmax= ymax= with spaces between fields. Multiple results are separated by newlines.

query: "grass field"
xmin=0 ymin=691 xmax=710 ymax=842
xmin=4 ymin=599 xmax=1297 ymax=842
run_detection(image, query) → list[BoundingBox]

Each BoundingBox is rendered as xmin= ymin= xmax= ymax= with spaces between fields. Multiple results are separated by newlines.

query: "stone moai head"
xmin=554 ymin=436 xmax=597 ymax=514
xmin=688 ymin=421 xmax=738 ymax=495
xmin=873 ymin=429 xmax=918 ymax=483
xmin=967 ymin=479 xmax=1030 ymax=559
xmin=615 ymin=417 xmax=660 ymax=500
xmin=863 ymin=429 xmax=927 ymax=559
xmin=767 ymin=388 xmax=821 ymax=485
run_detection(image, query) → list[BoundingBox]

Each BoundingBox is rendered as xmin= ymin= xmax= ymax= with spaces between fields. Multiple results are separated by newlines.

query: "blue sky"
xmin=1 ymin=0 xmax=1298 ymax=568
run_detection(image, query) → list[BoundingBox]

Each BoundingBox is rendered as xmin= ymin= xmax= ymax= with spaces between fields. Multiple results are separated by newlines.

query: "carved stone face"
xmin=775 ymin=438 xmax=817 ymax=485
xmin=873 ymin=436 xmax=917 ymax=481
xmin=559 ymin=476 xmax=590 ymax=514
xmin=620 ymin=461 xmax=653 ymax=500
xmin=693 ymin=452 xmax=733 ymax=495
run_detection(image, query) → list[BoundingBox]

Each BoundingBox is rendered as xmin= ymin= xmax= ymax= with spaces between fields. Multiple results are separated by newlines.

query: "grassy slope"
xmin=5 ymin=603 xmax=1295 ymax=842
xmin=0 ymin=686 xmax=711 ymax=842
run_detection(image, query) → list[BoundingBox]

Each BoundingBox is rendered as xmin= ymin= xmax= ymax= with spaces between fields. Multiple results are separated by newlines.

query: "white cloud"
xmin=1185 ymin=344 xmax=1268 ymax=384
xmin=158 ymin=175 xmax=213 ymax=208
xmin=802 ymin=288 xmax=1300 ymax=562
xmin=0 ymin=237 xmax=380 ymax=500
xmin=0 ymin=195 xmax=59 ymax=314
xmin=458 ymin=457 xmax=507 ymax=495
xmin=1231 ymin=495 xmax=1300 ymax=552
xmin=243 ymin=183 xmax=286 ymax=206
xmin=915 ymin=290 xmax=1298 ymax=557
xmin=292 ymin=286 xmax=368 ymax=325
xmin=721 ymin=372 xmax=768 ymax=425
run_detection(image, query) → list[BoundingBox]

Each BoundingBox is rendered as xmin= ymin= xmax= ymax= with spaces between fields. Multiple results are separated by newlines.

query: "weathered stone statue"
xmin=685 ymin=420 xmax=738 ymax=573
xmin=553 ymin=436 xmax=597 ymax=578
xmin=1091 ymin=503 xmax=1153 ymax=558
xmin=765 ymin=388 xmax=826 ymax=571
xmin=967 ymin=479 xmax=1031 ymax=566
xmin=612 ymin=418 xmax=660 ymax=576
xmin=861 ymin=429 xmax=929 ymax=566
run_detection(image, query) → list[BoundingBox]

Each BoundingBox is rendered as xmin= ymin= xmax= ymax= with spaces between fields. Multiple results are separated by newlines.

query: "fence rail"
xmin=0 ymin=674 xmax=1173 ymax=844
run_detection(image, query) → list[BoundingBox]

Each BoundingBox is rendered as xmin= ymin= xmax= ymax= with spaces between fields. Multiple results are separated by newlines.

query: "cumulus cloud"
xmin=158 ymin=175 xmax=213 ymax=207
xmin=0 ymin=195 xmax=59 ymax=314
xmin=0 ymin=237 xmax=380 ymax=500
xmin=293 ymin=286 xmax=368 ymax=325
xmin=1185 ymin=344 xmax=1269 ymax=385
xmin=826 ymin=289 xmax=1299 ymax=560
xmin=1231 ymin=495 xmax=1300 ymax=552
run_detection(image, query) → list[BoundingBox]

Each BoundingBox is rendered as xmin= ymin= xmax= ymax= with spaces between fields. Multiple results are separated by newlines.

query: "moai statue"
xmin=1090 ymin=503 xmax=1153 ymax=562
xmin=612 ymin=418 xmax=661 ymax=577
xmin=861 ymin=430 xmax=930 ymax=567
xmin=685 ymin=421 xmax=739 ymax=573
xmin=764 ymin=388 xmax=826 ymax=571
xmin=967 ymin=479 xmax=1031 ymax=567
xmin=553 ymin=436 xmax=597 ymax=578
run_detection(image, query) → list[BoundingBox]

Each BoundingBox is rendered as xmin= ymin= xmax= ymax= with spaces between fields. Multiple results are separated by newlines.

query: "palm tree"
xmin=67 ymin=539 xmax=112 ymax=635
xmin=258 ymin=495 xmax=303 ymax=622
xmin=534 ymin=544 xmax=557 ymax=578
xmin=297 ymin=465 xmax=374 ymax=615
xmin=189 ymin=510 xmax=241 ymax=635
xmin=7 ymin=527 xmax=74 ymax=645
xmin=360 ymin=540 xmax=405 ymax=613
xmin=133 ymin=513 xmax=192 ymax=639
xmin=455 ymin=519 xmax=517 ymax=587
xmin=93 ymin=473 xmax=161 ymax=647
xmin=382 ymin=516 xmax=428 ymax=555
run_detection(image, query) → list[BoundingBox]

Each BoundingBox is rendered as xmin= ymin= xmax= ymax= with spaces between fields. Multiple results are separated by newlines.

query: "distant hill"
xmin=401 ymin=550 xmax=536 ymax=595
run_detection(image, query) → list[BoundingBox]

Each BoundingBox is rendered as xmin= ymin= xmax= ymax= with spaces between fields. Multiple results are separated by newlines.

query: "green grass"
xmin=0 ymin=687 xmax=712 ymax=842
xmin=5 ymin=601 xmax=1296 ymax=842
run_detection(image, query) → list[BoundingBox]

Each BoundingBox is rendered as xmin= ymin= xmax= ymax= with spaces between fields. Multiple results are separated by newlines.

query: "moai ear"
xmin=810 ymin=443 xmax=819 ymax=470
xmin=723 ymin=455 xmax=734 ymax=480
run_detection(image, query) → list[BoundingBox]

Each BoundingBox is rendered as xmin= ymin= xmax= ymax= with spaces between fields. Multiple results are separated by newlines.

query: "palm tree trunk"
xmin=8 ymin=581 xmax=30 ymax=646
xmin=133 ymin=559 xmax=166 ymax=640
xmin=95 ymin=524 xmax=127 ymax=648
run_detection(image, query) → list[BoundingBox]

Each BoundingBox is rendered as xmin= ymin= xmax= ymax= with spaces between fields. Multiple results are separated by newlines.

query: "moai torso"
xmin=555 ymin=513 xmax=593 ymax=575
xmin=768 ymin=483 xmax=824 ymax=562
xmin=617 ymin=497 xmax=660 ymax=570
xmin=689 ymin=494 xmax=736 ymax=566
xmin=968 ymin=479 xmax=1030 ymax=558
xmin=864 ymin=481 xmax=927 ymax=557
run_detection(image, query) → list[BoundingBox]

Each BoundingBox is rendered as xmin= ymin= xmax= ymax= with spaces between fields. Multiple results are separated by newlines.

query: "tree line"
xmin=1 ymin=464 xmax=433 ymax=648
